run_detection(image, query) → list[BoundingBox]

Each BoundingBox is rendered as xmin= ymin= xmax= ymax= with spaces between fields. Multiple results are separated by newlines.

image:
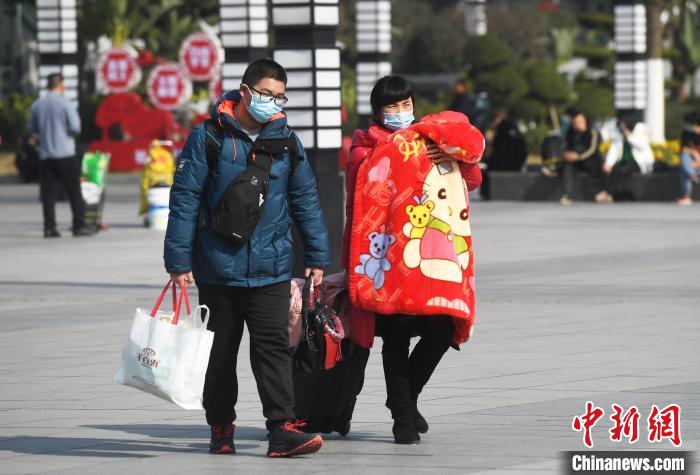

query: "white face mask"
xmin=383 ymin=110 xmax=415 ymax=131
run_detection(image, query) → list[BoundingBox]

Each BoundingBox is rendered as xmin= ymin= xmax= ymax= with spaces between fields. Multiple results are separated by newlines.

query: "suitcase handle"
xmin=150 ymin=281 xmax=191 ymax=325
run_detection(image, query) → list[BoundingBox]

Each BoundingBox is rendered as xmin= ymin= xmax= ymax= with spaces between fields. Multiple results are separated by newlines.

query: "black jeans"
xmin=39 ymin=156 xmax=85 ymax=231
xmin=377 ymin=314 xmax=453 ymax=419
xmin=605 ymin=160 xmax=640 ymax=201
xmin=198 ymin=281 xmax=294 ymax=430
xmin=560 ymin=156 xmax=602 ymax=197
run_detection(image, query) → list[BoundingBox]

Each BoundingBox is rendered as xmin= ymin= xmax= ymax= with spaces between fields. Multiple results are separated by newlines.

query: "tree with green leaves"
xmin=465 ymin=34 xmax=530 ymax=110
xmin=392 ymin=0 xmax=468 ymax=74
xmin=662 ymin=0 xmax=700 ymax=101
xmin=573 ymin=80 xmax=614 ymax=121
xmin=522 ymin=63 xmax=572 ymax=124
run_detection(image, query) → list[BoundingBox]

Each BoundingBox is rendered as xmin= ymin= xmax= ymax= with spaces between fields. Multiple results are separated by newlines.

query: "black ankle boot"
xmin=392 ymin=416 xmax=420 ymax=444
xmin=414 ymin=410 xmax=428 ymax=434
xmin=411 ymin=395 xmax=428 ymax=433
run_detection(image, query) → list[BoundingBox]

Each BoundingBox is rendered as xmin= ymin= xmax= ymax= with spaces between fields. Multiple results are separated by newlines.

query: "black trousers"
xmin=605 ymin=160 xmax=640 ymax=201
xmin=39 ymin=157 xmax=85 ymax=231
xmin=198 ymin=281 xmax=294 ymax=430
xmin=377 ymin=314 xmax=453 ymax=419
xmin=560 ymin=156 xmax=602 ymax=197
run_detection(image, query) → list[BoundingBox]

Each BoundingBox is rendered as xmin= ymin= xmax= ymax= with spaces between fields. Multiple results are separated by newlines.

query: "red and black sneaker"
xmin=267 ymin=421 xmax=323 ymax=458
xmin=209 ymin=423 xmax=235 ymax=454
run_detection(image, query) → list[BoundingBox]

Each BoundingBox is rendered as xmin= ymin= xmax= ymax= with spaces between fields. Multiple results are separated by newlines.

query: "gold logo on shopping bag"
xmin=137 ymin=347 xmax=160 ymax=369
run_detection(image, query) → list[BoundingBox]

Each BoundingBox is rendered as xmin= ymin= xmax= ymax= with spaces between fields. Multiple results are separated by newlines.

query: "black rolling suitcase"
xmin=292 ymin=280 xmax=370 ymax=435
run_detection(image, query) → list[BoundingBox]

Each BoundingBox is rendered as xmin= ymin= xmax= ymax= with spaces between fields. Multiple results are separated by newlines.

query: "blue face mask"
xmin=383 ymin=110 xmax=414 ymax=131
xmin=245 ymin=88 xmax=283 ymax=123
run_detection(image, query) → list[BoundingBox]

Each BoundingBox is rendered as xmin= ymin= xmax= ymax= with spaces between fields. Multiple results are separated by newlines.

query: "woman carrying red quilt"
xmin=343 ymin=76 xmax=483 ymax=444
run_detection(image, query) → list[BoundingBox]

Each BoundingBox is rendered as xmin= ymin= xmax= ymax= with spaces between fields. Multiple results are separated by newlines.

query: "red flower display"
xmin=95 ymin=92 xmax=177 ymax=142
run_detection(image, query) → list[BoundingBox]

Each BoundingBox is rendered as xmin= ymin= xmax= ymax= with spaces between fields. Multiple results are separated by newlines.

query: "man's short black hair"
xmin=241 ymin=58 xmax=287 ymax=87
xmin=370 ymin=75 xmax=414 ymax=120
xmin=47 ymin=73 xmax=64 ymax=90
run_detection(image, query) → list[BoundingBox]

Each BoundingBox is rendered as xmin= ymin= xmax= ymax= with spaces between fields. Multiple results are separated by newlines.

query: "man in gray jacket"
xmin=28 ymin=73 xmax=93 ymax=237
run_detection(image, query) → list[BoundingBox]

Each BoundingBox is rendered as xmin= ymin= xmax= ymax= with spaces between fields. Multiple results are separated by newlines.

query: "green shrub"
xmin=572 ymin=44 xmax=614 ymax=68
xmin=0 ymin=94 xmax=35 ymax=150
xmin=577 ymin=12 xmax=614 ymax=32
xmin=465 ymin=34 xmax=513 ymax=72
xmin=573 ymin=81 xmax=614 ymax=121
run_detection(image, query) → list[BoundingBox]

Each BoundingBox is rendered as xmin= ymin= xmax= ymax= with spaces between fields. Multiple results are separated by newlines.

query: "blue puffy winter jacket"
xmin=163 ymin=90 xmax=331 ymax=287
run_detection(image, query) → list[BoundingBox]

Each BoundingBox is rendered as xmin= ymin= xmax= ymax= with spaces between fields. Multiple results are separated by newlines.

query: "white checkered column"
xmin=273 ymin=48 xmax=342 ymax=150
xmin=356 ymin=0 xmax=391 ymax=125
xmin=219 ymin=0 xmax=269 ymax=93
xmin=614 ymin=1 xmax=647 ymax=116
xmin=36 ymin=0 xmax=78 ymax=102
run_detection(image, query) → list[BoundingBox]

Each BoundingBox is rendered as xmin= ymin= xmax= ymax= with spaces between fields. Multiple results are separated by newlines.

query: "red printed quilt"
xmin=348 ymin=111 xmax=485 ymax=344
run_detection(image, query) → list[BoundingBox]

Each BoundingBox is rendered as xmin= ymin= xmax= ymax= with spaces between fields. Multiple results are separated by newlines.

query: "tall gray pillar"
xmin=271 ymin=0 xmax=344 ymax=273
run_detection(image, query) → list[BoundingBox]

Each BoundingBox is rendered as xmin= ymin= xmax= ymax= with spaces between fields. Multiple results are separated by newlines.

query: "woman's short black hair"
xmin=241 ymin=58 xmax=287 ymax=87
xmin=370 ymin=75 xmax=414 ymax=120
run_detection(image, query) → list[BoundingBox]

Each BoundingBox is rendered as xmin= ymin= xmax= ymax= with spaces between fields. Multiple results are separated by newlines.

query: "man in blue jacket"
xmin=164 ymin=59 xmax=331 ymax=457
xmin=28 ymin=73 xmax=94 ymax=237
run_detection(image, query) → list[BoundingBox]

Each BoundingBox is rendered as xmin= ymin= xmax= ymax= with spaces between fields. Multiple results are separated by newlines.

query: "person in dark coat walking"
xmin=164 ymin=59 xmax=331 ymax=458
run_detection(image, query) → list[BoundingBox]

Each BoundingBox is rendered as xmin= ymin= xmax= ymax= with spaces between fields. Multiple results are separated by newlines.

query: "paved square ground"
xmin=0 ymin=176 xmax=698 ymax=474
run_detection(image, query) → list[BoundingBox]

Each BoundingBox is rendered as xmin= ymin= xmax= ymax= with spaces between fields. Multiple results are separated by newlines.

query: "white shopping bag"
xmin=114 ymin=282 xmax=213 ymax=410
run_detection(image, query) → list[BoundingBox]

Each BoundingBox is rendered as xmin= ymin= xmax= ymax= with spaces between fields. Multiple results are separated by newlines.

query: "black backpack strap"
xmin=198 ymin=119 xmax=222 ymax=228
xmin=287 ymin=131 xmax=303 ymax=176
xmin=203 ymin=119 xmax=223 ymax=177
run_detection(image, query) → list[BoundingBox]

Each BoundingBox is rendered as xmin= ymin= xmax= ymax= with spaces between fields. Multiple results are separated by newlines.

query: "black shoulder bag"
xmin=203 ymin=119 xmax=301 ymax=245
